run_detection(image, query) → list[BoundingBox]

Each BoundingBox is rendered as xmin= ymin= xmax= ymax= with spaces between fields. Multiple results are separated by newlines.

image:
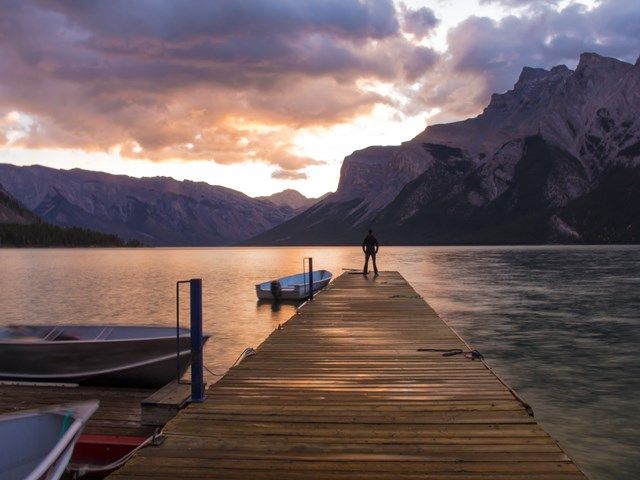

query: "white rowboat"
xmin=256 ymin=270 xmax=332 ymax=300
xmin=0 ymin=401 xmax=98 ymax=480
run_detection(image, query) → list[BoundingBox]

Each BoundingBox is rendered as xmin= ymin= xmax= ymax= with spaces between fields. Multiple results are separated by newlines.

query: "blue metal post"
xmin=308 ymin=257 xmax=314 ymax=300
xmin=190 ymin=278 xmax=206 ymax=402
xmin=176 ymin=281 xmax=181 ymax=382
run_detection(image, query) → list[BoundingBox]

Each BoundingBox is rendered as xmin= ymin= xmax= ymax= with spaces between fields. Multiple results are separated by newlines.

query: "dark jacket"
xmin=362 ymin=234 xmax=379 ymax=254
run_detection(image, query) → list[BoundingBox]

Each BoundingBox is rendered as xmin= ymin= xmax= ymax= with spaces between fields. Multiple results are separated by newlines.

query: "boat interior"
xmin=0 ymin=411 xmax=70 ymax=479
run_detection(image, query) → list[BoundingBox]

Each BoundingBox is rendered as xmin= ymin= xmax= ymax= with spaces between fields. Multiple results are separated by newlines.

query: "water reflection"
xmin=0 ymin=245 xmax=638 ymax=479
xmin=256 ymin=298 xmax=302 ymax=313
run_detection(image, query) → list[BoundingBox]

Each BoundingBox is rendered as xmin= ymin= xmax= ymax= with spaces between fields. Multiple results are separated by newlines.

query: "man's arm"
xmin=374 ymin=237 xmax=379 ymax=253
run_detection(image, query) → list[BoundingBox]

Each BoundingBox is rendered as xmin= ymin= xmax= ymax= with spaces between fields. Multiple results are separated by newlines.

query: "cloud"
xmin=411 ymin=0 xmax=640 ymax=121
xmin=403 ymin=46 xmax=439 ymax=82
xmin=271 ymin=169 xmax=308 ymax=180
xmin=1 ymin=0 xmax=639 ymax=178
xmin=42 ymin=0 xmax=400 ymax=43
xmin=400 ymin=4 xmax=439 ymax=39
xmin=479 ymin=0 xmax=560 ymax=7
xmin=0 ymin=0 xmax=444 ymax=177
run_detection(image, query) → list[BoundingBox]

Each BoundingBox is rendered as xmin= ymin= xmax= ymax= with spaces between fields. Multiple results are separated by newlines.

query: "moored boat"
xmin=0 ymin=325 xmax=210 ymax=388
xmin=255 ymin=270 xmax=333 ymax=300
xmin=0 ymin=400 xmax=98 ymax=480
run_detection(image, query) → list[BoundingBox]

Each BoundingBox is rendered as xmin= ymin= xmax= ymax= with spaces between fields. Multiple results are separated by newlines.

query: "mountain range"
xmin=1 ymin=52 xmax=638 ymax=246
xmin=0 ymin=183 xmax=136 ymax=247
xmin=250 ymin=52 xmax=640 ymax=245
xmin=0 ymin=165 xmax=324 ymax=245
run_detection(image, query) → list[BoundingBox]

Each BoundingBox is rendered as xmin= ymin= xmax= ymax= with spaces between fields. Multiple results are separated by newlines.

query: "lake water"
xmin=1 ymin=245 xmax=638 ymax=479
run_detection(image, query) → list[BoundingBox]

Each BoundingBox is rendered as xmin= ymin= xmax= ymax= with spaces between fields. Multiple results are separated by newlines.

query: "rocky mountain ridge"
xmin=0 ymin=184 xmax=40 ymax=224
xmin=0 ymin=182 xmax=139 ymax=247
xmin=257 ymin=189 xmax=330 ymax=211
xmin=250 ymin=52 xmax=640 ymax=245
xmin=0 ymin=165 xmax=301 ymax=245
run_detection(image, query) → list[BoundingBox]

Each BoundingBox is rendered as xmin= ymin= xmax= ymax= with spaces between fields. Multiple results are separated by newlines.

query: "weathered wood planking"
xmin=0 ymin=383 xmax=156 ymax=437
xmin=109 ymin=271 xmax=588 ymax=479
xmin=141 ymin=379 xmax=192 ymax=426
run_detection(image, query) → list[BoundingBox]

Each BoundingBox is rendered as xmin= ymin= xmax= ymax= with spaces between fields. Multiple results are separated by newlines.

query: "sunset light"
xmin=0 ymin=2 xmax=638 ymax=479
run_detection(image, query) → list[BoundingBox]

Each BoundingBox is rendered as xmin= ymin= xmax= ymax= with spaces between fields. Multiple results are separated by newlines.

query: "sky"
xmin=1 ymin=0 xmax=639 ymax=197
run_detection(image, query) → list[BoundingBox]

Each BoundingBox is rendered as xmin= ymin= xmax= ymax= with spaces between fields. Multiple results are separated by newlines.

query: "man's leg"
xmin=372 ymin=254 xmax=378 ymax=275
xmin=363 ymin=252 xmax=370 ymax=274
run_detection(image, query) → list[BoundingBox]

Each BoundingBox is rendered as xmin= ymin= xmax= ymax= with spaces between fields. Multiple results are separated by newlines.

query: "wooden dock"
xmin=0 ymin=378 xmax=191 ymax=475
xmin=109 ymin=271 xmax=588 ymax=479
xmin=0 ymin=383 xmax=156 ymax=437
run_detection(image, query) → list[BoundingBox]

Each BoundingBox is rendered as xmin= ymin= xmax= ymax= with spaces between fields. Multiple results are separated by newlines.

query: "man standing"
xmin=362 ymin=229 xmax=379 ymax=276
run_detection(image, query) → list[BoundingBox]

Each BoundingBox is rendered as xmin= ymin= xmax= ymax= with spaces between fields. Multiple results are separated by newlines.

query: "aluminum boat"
xmin=0 ymin=325 xmax=209 ymax=388
xmin=255 ymin=270 xmax=332 ymax=300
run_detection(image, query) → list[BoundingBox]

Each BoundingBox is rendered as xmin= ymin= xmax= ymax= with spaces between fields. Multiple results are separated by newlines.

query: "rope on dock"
xmin=204 ymin=347 xmax=257 ymax=377
xmin=72 ymin=429 xmax=163 ymax=476
xmin=417 ymin=347 xmax=484 ymax=360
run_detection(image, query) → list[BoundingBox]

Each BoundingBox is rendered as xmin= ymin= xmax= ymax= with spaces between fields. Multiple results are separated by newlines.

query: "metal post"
xmin=176 ymin=281 xmax=181 ymax=382
xmin=175 ymin=280 xmax=191 ymax=383
xmin=308 ymin=257 xmax=314 ymax=300
xmin=190 ymin=278 xmax=206 ymax=402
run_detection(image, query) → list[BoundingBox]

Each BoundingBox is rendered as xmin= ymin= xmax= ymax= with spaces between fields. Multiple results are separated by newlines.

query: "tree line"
xmin=0 ymin=223 xmax=143 ymax=247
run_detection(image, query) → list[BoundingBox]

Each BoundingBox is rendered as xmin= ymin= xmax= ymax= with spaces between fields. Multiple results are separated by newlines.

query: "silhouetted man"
xmin=362 ymin=229 xmax=379 ymax=276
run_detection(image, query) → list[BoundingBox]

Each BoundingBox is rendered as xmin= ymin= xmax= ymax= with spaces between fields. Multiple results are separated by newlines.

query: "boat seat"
xmin=52 ymin=332 xmax=82 ymax=341
xmin=95 ymin=327 xmax=113 ymax=340
xmin=45 ymin=326 xmax=83 ymax=341
xmin=43 ymin=327 xmax=61 ymax=341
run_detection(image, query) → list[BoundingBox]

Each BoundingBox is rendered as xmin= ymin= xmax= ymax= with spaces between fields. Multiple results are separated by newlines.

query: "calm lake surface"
xmin=1 ymin=245 xmax=638 ymax=479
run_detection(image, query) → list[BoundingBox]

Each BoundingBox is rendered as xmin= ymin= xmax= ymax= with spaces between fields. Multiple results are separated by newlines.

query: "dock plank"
xmin=109 ymin=271 xmax=588 ymax=479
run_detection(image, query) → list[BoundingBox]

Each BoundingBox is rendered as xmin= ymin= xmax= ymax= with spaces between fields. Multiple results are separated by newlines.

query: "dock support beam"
xmin=189 ymin=278 xmax=206 ymax=403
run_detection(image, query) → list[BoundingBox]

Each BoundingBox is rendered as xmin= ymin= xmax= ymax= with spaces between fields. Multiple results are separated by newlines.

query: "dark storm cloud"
xmin=41 ymin=0 xmax=399 ymax=41
xmin=2 ymin=0 xmax=400 ymax=89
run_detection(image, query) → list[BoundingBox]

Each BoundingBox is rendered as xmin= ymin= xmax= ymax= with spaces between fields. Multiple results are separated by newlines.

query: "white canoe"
xmin=0 ymin=326 xmax=210 ymax=388
xmin=0 ymin=400 xmax=99 ymax=480
xmin=256 ymin=270 xmax=333 ymax=300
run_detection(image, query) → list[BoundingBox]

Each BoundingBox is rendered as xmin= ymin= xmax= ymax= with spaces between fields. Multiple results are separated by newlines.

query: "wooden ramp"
xmin=109 ymin=271 xmax=588 ymax=479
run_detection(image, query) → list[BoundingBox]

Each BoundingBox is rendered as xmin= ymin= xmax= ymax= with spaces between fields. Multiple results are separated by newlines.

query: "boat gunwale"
xmin=255 ymin=270 xmax=333 ymax=291
xmin=0 ymin=326 xmax=210 ymax=346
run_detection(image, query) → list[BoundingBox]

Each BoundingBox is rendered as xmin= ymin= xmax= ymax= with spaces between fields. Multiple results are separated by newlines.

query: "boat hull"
xmin=0 ymin=327 xmax=209 ymax=388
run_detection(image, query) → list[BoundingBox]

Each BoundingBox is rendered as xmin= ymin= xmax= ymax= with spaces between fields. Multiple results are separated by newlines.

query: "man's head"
xmin=368 ymin=229 xmax=372 ymax=234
